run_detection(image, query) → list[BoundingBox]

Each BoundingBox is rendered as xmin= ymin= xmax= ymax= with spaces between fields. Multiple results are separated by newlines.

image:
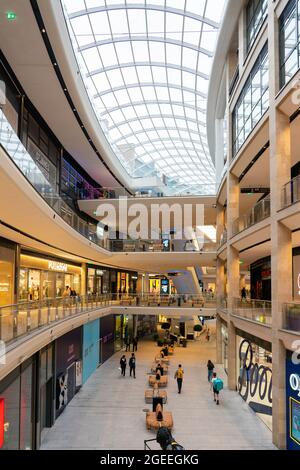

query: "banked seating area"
xmin=145 ymin=344 xmax=175 ymax=431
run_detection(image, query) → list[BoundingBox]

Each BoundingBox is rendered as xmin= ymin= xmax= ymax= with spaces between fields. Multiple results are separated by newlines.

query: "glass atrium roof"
xmin=62 ymin=1 xmax=225 ymax=193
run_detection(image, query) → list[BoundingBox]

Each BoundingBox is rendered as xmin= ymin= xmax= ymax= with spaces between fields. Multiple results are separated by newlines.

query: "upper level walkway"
xmin=0 ymin=293 xmax=216 ymax=381
xmin=40 ymin=326 xmax=275 ymax=450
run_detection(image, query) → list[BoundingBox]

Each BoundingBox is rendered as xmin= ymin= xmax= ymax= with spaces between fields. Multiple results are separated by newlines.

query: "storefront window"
xmin=19 ymin=364 xmax=33 ymax=450
xmin=0 ymin=375 xmax=20 ymax=450
xmin=73 ymin=275 xmax=81 ymax=295
xmin=0 ymin=245 xmax=15 ymax=307
xmin=28 ymin=270 xmax=41 ymax=301
xmin=42 ymin=271 xmax=55 ymax=299
xmin=55 ymin=274 xmax=64 ymax=297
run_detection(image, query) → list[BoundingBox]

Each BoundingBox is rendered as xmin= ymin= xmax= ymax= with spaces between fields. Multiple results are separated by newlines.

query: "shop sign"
xmin=286 ymin=357 xmax=300 ymax=449
xmin=96 ymin=270 xmax=104 ymax=276
xmin=238 ymin=340 xmax=272 ymax=415
xmin=290 ymin=374 xmax=300 ymax=397
xmin=0 ymin=399 xmax=4 ymax=449
xmin=48 ymin=261 xmax=68 ymax=272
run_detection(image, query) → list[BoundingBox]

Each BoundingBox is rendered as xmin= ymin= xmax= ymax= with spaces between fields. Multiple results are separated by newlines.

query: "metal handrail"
xmin=283 ymin=302 xmax=300 ymax=332
xmin=232 ymin=196 xmax=271 ymax=236
xmin=232 ymin=297 xmax=272 ymax=325
xmin=0 ymin=293 xmax=216 ymax=350
xmin=78 ymin=185 xmax=217 ymax=200
xmin=281 ymin=175 xmax=300 ymax=208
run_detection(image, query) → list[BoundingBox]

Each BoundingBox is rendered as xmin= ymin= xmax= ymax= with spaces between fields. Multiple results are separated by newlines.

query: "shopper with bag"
xmin=211 ymin=372 xmax=224 ymax=405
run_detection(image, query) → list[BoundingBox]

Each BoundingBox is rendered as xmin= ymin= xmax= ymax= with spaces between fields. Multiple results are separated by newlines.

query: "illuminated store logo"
xmin=96 ymin=270 xmax=104 ymax=276
xmin=48 ymin=261 xmax=68 ymax=272
xmin=290 ymin=374 xmax=300 ymax=397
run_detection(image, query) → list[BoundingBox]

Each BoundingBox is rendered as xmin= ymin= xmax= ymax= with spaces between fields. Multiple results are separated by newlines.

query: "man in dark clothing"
xmin=129 ymin=353 xmax=136 ymax=378
xmin=132 ymin=336 xmax=138 ymax=352
xmin=120 ymin=355 xmax=127 ymax=377
xmin=125 ymin=337 xmax=131 ymax=352
xmin=156 ymin=363 xmax=164 ymax=376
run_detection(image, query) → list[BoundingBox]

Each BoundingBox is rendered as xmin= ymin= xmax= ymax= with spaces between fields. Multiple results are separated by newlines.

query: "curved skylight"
xmin=62 ymin=0 xmax=225 ymax=193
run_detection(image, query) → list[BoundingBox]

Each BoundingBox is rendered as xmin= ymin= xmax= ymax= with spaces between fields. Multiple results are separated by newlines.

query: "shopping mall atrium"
xmin=0 ymin=0 xmax=300 ymax=453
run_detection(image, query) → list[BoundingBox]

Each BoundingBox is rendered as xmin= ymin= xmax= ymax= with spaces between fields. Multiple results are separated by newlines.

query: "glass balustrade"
xmin=232 ymin=196 xmax=270 ymax=236
xmin=283 ymin=303 xmax=300 ymax=332
xmin=282 ymin=176 xmax=300 ymax=208
xmin=78 ymin=185 xmax=217 ymax=200
xmin=232 ymin=298 xmax=272 ymax=325
xmin=0 ymin=293 xmax=216 ymax=354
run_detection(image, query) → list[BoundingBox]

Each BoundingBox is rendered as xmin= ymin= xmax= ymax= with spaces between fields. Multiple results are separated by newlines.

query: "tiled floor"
xmin=41 ymin=323 xmax=276 ymax=450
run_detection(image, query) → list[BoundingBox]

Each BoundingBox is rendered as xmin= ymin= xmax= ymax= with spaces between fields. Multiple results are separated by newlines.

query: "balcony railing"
xmin=0 ymin=293 xmax=215 ymax=353
xmin=232 ymin=196 xmax=270 ymax=236
xmin=281 ymin=175 xmax=300 ymax=208
xmin=232 ymin=298 xmax=272 ymax=325
xmin=109 ymin=239 xmax=216 ymax=253
xmin=218 ymin=230 xmax=227 ymax=249
xmin=283 ymin=303 xmax=300 ymax=332
xmin=217 ymin=295 xmax=227 ymax=312
xmin=78 ymin=184 xmax=217 ymax=200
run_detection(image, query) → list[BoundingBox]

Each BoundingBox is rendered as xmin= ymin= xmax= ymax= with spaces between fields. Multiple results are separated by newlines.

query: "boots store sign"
xmin=238 ymin=340 xmax=272 ymax=417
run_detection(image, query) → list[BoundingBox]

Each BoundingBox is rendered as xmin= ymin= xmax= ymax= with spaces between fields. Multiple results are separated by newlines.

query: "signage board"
xmin=286 ymin=355 xmax=300 ymax=450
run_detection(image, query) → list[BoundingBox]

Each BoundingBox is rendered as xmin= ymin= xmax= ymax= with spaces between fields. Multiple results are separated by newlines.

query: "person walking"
xmin=206 ymin=328 xmax=211 ymax=342
xmin=211 ymin=372 xmax=224 ymax=405
xmin=174 ymin=364 xmax=184 ymax=394
xmin=241 ymin=287 xmax=247 ymax=302
xmin=129 ymin=353 xmax=136 ymax=378
xmin=125 ymin=336 xmax=131 ymax=352
xmin=132 ymin=336 xmax=138 ymax=352
xmin=120 ymin=355 xmax=127 ymax=377
xmin=207 ymin=360 xmax=215 ymax=383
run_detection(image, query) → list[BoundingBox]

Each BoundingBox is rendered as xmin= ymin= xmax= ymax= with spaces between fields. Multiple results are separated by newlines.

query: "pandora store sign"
xmin=48 ymin=261 xmax=68 ymax=272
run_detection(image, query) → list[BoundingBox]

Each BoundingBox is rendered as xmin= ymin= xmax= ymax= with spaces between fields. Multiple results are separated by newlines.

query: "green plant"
xmin=194 ymin=324 xmax=202 ymax=332
xmin=157 ymin=338 xmax=165 ymax=347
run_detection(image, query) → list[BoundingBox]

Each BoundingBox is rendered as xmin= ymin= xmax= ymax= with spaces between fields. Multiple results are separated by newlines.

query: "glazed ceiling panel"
xmin=62 ymin=0 xmax=226 ymax=193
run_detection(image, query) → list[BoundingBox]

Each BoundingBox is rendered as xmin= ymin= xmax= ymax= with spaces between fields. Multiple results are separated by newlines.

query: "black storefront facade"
xmin=250 ymin=256 xmax=271 ymax=300
xmin=55 ymin=328 xmax=82 ymax=419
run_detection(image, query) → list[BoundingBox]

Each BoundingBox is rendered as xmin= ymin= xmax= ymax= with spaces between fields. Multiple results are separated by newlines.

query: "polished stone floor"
xmin=41 ymin=323 xmax=276 ymax=450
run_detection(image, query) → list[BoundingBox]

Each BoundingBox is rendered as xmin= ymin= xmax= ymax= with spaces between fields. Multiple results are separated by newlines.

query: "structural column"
xmin=226 ymin=171 xmax=240 ymax=390
xmin=216 ymin=258 xmax=225 ymax=364
xmin=268 ymin=1 xmax=293 ymax=449
xmin=81 ymin=263 xmax=87 ymax=296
